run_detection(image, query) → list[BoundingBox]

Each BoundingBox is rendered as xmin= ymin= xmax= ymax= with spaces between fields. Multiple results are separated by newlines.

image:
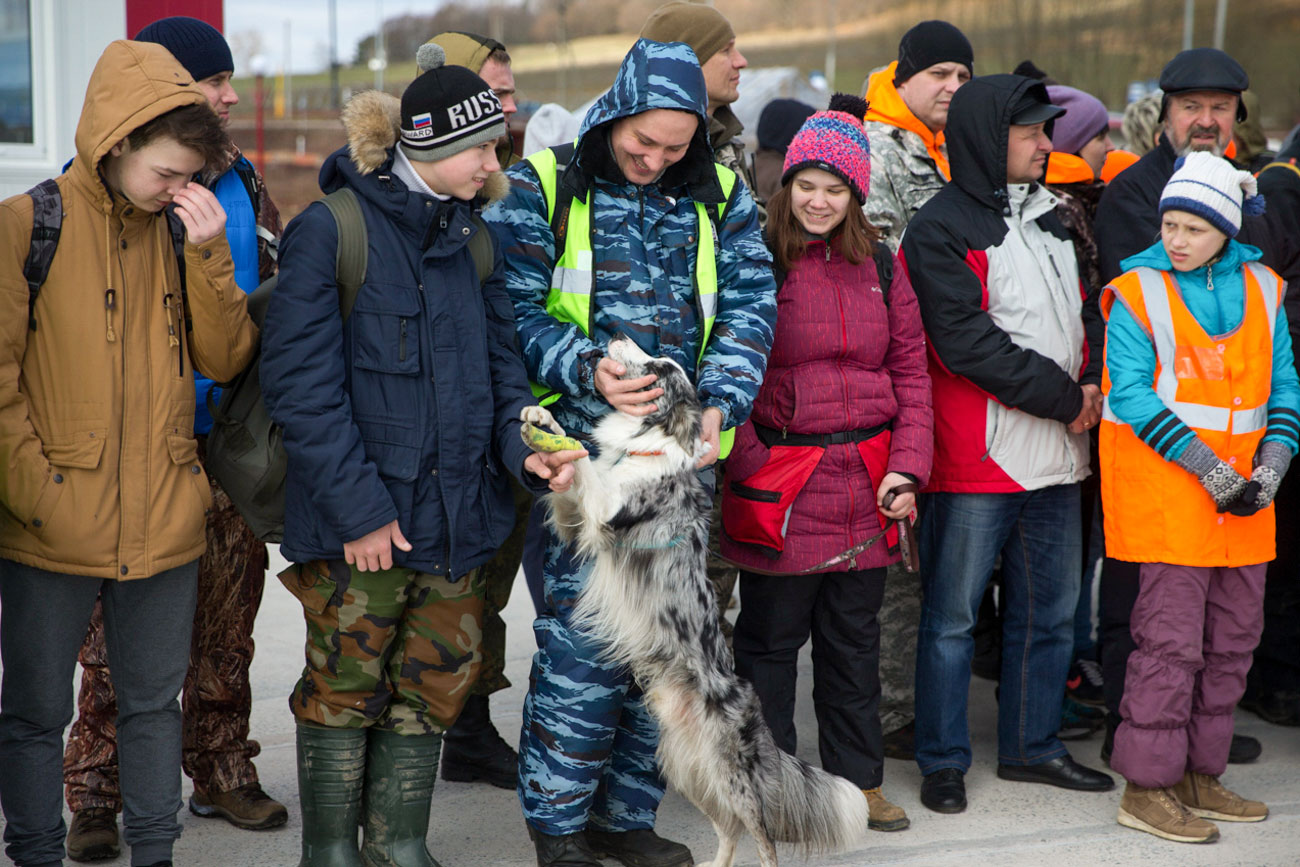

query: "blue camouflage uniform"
xmin=484 ymin=38 xmax=776 ymax=835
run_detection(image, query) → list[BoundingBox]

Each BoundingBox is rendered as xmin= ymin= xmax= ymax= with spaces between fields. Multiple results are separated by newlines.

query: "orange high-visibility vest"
xmin=1099 ymin=263 xmax=1282 ymax=567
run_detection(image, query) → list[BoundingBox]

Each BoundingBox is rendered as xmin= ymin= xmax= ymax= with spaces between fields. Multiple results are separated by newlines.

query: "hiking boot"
xmin=361 ymin=729 xmax=443 ymax=867
xmin=1171 ymin=771 xmax=1268 ymax=822
xmin=66 ymin=807 xmax=120 ymax=862
xmin=528 ymin=826 xmax=601 ymax=867
xmin=439 ymin=694 xmax=518 ymax=789
xmin=1116 ymin=782 xmax=1219 ymax=843
xmin=1066 ymin=658 xmax=1105 ymax=706
xmin=862 ymin=787 xmax=910 ymax=831
xmin=296 ymin=721 xmax=367 ymax=867
xmin=584 ymin=827 xmax=693 ymax=867
xmin=882 ymin=720 xmax=915 ymax=760
xmin=190 ymin=782 xmax=288 ymax=830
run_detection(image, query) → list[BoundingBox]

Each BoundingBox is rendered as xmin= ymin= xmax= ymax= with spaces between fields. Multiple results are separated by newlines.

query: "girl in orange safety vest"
xmin=1099 ymin=151 xmax=1299 ymax=844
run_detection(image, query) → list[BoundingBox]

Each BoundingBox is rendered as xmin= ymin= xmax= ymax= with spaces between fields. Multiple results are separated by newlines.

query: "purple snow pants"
xmin=1111 ymin=561 xmax=1267 ymax=788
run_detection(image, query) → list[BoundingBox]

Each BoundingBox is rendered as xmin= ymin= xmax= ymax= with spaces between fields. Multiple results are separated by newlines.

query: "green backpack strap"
xmin=468 ymin=214 xmax=495 ymax=285
xmin=320 ymin=187 xmax=369 ymax=320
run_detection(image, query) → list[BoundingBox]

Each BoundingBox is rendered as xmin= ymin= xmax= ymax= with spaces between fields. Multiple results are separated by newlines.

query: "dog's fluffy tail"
xmin=756 ymin=730 xmax=870 ymax=853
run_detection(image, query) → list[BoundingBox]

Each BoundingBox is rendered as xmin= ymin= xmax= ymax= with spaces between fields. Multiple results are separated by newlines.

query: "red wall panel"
xmin=126 ymin=0 xmax=223 ymax=38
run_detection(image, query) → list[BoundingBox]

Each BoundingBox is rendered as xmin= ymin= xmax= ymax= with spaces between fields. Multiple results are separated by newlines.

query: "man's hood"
xmin=865 ymin=61 xmax=951 ymax=180
xmin=72 ymin=40 xmax=210 ymax=206
xmin=946 ymin=74 xmax=1052 ymax=214
xmin=567 ymin=38 xmax=722 ymax=202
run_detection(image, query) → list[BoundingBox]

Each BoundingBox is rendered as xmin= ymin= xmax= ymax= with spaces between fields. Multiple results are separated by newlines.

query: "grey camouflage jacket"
xmin=865 ymin=121 xmax=948 ymax=253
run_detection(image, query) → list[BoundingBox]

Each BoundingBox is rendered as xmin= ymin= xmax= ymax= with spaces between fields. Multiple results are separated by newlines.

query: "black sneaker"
xmin=1240 ymin=690 xmax=1300 ymax=726
xmin=1066 ymin=658 xmax=1105 ymax=707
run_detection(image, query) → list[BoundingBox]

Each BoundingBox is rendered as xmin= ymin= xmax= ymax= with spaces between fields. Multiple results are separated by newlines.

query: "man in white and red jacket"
xmin=901 ymin=74 xmax=1111 ymax=814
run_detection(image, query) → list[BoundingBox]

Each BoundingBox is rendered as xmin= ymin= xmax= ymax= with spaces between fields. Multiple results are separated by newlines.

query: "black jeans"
xmin=733 ymin=567 xmax=887 ymax=789
xmin=1099 ymin=557 xmax=1142 ymax=725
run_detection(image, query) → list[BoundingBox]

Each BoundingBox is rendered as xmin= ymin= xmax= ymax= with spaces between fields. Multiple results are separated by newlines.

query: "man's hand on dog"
xmin=595 ymin=357 xmax=663 ymax=415
xmin=344 ymin=519 xmax=413 ymax=573
xmin=525 ymin=449 xmax=587 ymax=493
xmin=697 ymin=407 xmax=724 ymax=469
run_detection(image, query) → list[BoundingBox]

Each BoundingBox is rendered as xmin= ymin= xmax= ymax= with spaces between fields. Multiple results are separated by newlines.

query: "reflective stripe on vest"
xmin=525 ymin=146 xmax=737 ymax=458
xmin=1098 ymin=262 xmax=1282 ymax=566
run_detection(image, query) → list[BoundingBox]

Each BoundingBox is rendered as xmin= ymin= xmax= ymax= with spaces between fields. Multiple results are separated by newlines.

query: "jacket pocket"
xmin=29 ymin=431 xmax=108 ymax=538
xmin=168 ymin=433 xmax=214 ymax=511
xmin=352 ymin=282 xmax=421 ymax=376
xmin=277 ymin=560 xmax=340 ymax=616
xmin=721 ymin=445 xmax=825 ymax=554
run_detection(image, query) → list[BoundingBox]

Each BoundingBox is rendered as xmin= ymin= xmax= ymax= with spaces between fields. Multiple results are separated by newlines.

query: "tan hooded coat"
xmin=0 ymin=41 xmax=258 ymax=579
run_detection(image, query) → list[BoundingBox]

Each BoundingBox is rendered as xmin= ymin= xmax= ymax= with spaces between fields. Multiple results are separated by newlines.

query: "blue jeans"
xmin=0 ymin=559 xmax=198 ymax=867
xmin=915 ymin=485 xmax=1081 ymax=774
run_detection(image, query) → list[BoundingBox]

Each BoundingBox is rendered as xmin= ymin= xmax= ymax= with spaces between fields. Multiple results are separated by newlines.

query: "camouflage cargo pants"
xmin=63 ymin=456 xmax=269 ymax=810
xmin=279 ymin=560 xmax=484 ymax=734
xmin=472 ymin=477 xmax=534 ymax=697
xmin=878 ymin=561 xmax=921 ymax=735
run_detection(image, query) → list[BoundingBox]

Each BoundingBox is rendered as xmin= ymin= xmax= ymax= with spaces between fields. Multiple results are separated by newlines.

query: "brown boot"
xmin=1117 ymin=782 xmax=1219 ymax=843
xmin=66 ymin=807 xmax=121 ymax=862
xmin=189 ymin=782 xmax=289 ymax=830
xmin=1171 ymin=771 xmax=1269 ymax=822
xmin=863 ymin=787 xmax=910 ymax=832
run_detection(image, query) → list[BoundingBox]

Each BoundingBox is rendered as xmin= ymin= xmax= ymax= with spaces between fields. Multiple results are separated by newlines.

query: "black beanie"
xmin=399 ymin=44 xmax=506 ymax=163
xmin=135 ymin=16 xmax=233 ymax=82
xmin=895 ymin=20 xmax=973 ymax=85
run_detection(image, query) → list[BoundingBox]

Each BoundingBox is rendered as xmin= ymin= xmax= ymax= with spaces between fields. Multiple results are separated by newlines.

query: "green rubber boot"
xmin=296 ymin=721 xmax=367 ymax=867
xmin=360 ymin=729 xmax=443 ymax=867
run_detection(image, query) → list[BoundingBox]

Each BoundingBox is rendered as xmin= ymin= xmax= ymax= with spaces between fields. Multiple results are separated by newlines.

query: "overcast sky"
xmin=223 ymin=0 xmax=439 ymax=74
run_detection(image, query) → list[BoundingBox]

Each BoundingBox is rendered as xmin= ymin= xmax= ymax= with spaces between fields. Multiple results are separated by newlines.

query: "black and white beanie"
xmin=400 ymin=44 xmax=505 ymax=163
xmin=1159 ymin=151 xmax=1265 ymax=238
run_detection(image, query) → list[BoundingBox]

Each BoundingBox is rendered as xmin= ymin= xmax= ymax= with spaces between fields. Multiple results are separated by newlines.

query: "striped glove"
xmin=1227 ymin=440 xmax=1293 ymax=516
xmin=1174 ymin=439 xmax=1248 ymax=511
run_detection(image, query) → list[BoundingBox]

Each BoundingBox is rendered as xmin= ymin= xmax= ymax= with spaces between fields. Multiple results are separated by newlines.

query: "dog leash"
xmin=793 ymin=483 xmax=920 ymax=574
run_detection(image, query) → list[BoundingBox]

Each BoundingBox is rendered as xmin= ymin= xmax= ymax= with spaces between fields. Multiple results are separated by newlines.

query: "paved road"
xmin=4 ymin=548 xmax=1297 ymax=866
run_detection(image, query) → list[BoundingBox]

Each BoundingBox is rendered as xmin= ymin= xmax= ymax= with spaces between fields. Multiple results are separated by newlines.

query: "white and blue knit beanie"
xmin=1159 ymin=151 xmax=1265 ymax=238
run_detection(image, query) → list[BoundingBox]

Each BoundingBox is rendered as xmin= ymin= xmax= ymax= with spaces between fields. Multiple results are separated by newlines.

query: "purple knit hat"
xmin=1045 ymin=85 xmax=1109 ymax=157
xmin=782 ymin=94 xmax=871 ymax=203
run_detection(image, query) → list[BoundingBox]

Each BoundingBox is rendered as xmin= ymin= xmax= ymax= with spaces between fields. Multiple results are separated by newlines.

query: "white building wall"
xmin=0 ymin=0 xmax=126 ymax=198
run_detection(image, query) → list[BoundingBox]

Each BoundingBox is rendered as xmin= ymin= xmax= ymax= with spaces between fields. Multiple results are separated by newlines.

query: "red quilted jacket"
xmin=721 ymin=237 xmax=933 ymax=573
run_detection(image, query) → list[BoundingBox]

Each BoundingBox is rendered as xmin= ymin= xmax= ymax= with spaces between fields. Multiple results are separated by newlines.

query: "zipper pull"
xmin=104 ymin=289 xmax=116 ymax=343
xmin=163 ymin=292 xmax=180 ymax=347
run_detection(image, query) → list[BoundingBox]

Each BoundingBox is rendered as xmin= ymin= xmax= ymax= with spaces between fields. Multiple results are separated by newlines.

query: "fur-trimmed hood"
xmin=330 ymin=89 xmax=510 ymax=204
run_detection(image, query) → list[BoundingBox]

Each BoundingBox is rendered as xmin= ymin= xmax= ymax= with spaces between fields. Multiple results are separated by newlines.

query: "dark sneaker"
xmin=882 ymin=720 xmax=915 ymax=760
xmin=66 ymin=807 xmax=120 ymax=862
xmin=1059 ymin=696 xmax=1106 ymax=740
xmin=1240 ymin=690 xmax=1300 ymax=726
xmin=441 ymin=693 xmax=519 ymax=789
xmin=1066 ymin=658 xmax=1105 ymax=706
xmin=189 ymin=782 xmax=288 ymax=830
xmin=585 ymin=827 xmax=693 ymax=867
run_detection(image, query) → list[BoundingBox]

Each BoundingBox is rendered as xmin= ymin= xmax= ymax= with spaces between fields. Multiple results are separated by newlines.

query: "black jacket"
xmin=1095 ymin=134 xmax=1300 ymax=286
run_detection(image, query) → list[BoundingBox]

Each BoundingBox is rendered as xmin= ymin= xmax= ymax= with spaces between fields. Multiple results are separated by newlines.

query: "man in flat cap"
xmin=1093 ymin=46 xmax=1300 ymax=771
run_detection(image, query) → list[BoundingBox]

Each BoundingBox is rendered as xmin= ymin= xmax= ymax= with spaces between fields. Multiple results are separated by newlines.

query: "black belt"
xmin=753 ymin=421 xmax=890 ymax=449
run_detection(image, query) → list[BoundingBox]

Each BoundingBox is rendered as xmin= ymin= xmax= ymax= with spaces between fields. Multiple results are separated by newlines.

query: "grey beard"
xmin=1171 ymin=128 xmax=1228 ymax=158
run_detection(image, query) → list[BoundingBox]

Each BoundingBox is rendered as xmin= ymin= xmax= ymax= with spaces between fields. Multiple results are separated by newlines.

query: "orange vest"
xmin=1099 ymin=264 xmax=1282 ymax=566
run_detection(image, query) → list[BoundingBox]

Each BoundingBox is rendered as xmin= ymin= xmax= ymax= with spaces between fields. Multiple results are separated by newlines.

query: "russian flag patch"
xmin=411 ymin=112 xmax=433 ymax=129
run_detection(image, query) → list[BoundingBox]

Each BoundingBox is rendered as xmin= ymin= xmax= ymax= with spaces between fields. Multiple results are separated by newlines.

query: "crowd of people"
xmin=1 ymin=2 xmax=1297 ymax=866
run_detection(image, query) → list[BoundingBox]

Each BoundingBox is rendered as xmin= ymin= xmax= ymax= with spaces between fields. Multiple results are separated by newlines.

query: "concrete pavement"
xmin=4 ymin=547 xmax=1297 ymax=865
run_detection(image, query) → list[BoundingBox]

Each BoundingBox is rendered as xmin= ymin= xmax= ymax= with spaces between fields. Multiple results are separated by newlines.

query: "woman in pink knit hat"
xmin=720 ymin=94 xmax=933 ymax=832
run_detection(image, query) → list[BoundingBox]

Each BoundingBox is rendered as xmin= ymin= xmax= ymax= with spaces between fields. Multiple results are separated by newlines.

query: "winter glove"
xmin=1226 ymin=440 xmax=1293 ymax=516
xmin=1174 ymin=438 xmax=1248 ymax=511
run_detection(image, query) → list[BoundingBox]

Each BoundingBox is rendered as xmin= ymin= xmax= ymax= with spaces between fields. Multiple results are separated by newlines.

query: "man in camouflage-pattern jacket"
xmin=485 ymin=37 xmax=775 ymax=866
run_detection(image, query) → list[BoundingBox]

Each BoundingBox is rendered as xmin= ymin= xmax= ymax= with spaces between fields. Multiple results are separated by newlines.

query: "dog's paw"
xmin=520 ymin=405 xmax=563 ymax=435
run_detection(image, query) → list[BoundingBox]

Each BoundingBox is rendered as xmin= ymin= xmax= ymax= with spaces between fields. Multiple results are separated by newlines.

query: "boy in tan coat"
xmin=0 ymin=40 xmax=256 ymax=867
